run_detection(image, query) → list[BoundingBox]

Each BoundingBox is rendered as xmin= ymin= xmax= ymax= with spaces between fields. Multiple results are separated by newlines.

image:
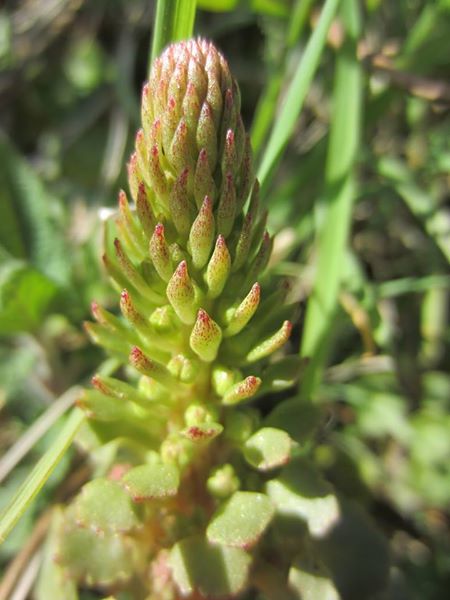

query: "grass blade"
xmin=0 ymin=409 xmax=85 ymax=544
xmin=151 ymin=0 xmax=197 ymax=67
xmin=256 ymin=0 xmax=341 ymax=190
xmin=300 ymin=0 xmax=362 ymax=400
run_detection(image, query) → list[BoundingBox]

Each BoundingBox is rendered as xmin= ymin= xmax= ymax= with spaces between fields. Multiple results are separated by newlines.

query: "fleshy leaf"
xmin=58 ymin=521 xmax=140 ymax=586
xmin=122 ymin=463 xmax=180 ymax=501
xmin=265 ymin=396 xmax=320 ymax=444
xmin=243 ymin=427 xmax=292 ymax=471
xmin=181 ymin=422 xmax=223 ymax=442
xmin=266 ymin=459 xmax=340 ymax=538
xmin=206 ymin=491 xmax=274 ymax=549
xmin=170 ymin=535 xmax=251 ymax=597
xmin=288 ymin=556 xmax=340 ymax=600
xmin=74 ymin=479 xmax=140 ymax=533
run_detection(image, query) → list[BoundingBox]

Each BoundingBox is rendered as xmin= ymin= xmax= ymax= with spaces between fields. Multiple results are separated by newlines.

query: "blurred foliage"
xmin=0 ymin=0 xmax=449 ymax=599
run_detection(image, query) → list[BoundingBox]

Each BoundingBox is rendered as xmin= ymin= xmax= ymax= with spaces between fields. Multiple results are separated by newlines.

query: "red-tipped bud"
xmin=217 ymin=172 xmax=236 ymax=238
xmin=189 ymin=309 xmax=223 ymax=363
xmin=129 ymin=346 xmax=176 ymax=388
xmin=127 ymin=152 xmax=140 ymax=201
xmin=222 ymin=376 xmax=262 ymax=406
xmin=169 ymin=167 xmax=192 ymax=237
xmin=196 ymin=102 xmax=217 ymax=170
xmin=188 ymin=196 xmax=215 ymax=269
xmin=149 ymin=224 xmax=172 ymax=282
xmin=194 ymin=148 xmax=216 ymax=209
xmin=246 ymin=321 xmax=292 ymax=363
xmin=222 ymin=129 xmax=237 ymax=177
xmin=120 ymin=289 xmax=145 ymax=326
xmin=206 ymin=235 xmax=231 ymax=298
xmin=224 ymin=283 xmax=261 ymax=337
xmin=168 ymin=119 xmax=195 ymax=175
xmin=136 ymin=182 xmax=156 ymax=238
xmin=149 ymin=145 xmax=168 ymax=199
xmin=166 ymin=260 xmax=197 ymax=325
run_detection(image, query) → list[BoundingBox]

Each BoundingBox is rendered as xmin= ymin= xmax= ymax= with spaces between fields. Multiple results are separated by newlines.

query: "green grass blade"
xmin=251 ymin=0 xmax=315 ymax=155
xmin=0 ymin=408 xmax=85 ymax=544
xmin=300 ymin=0 xmax=362 ymax=400
xmin=256 ymin=0 xmax=341 ymax=190
xmin=151 ymin=0 xmax=197 ymax=67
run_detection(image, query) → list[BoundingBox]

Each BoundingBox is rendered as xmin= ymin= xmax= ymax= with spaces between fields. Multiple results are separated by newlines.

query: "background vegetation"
xmin=0 ymin=0 xmax=449 ymax=598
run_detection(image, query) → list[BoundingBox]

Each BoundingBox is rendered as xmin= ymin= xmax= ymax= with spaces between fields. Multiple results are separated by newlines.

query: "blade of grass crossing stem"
xmin=300 ymin=0 xmax=362 ymax=400
xmin=251 ymin=0 xmax=316 ymax=155
xmin=256 ymin=0 xmax=341 ymax=191
xmin=0 ymin=409 xmax=85 ymax=544
xmin=150 ymin=0 xmax=197 ymax=67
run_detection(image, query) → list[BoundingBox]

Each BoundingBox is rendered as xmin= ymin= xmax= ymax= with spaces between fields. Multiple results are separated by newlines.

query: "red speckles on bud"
xmin=222 ymin=129 xmax=236 ymax=177
xmin=221 ymin=89 xmax=236 ymax=143
xmin=225 ymin=283 xmax=261 ymax=337
xmin=188 ymin=196 xmax=215 ymax=269
xmin=166 ymin=260 xmax=197 ymax=325
xmin=141 ymin=83 xmax=152 ymax=134
xmin=162 ymin=96 xmax=179 ymax=152
xmin=217 ymin=172 xmax=236 ymax=238
xmin=246 ymin=321 xmax=292 ymax=363
xmin=194 ymin=149 xmax=216 ymax=209
xmin=183 ymin=82 xmax=201 ymax=133
xmin=247 ymin=231 xmax=273 ymax=283
xmin=136 ymin=182 xmax=156 ymax=238
xmin=135 ymin=128 xmax=148 ymax=178
xmin=196 ymin=102 xmax=217 ymax=170
xmin=168 ymin=61 xmax=187 ymax=108
xmin=149 ymin=145 xmax=168 ymax=199
xmin=169 ymin=167 xmax=192 ymax=238
xmin=168 ymin=119 xmax=195 ymax=175
xmin=222 ymin=376 xmax=261 ymax=406
xmin=127 ymin=152 xmax=140 ymax=201
xmin=120 ymin=289 xmax=145 ymax=326
xmin=237 ymin=135 xmax=254 ymax=210
xmin=150 ymin=224 xmax=172 ymax=282
xmin=189 ymin=309 xmax=223 ymax=363
xmin=206 ymin=235 xmax=231 ymax=298
xmin=129 ymin=346 xmax=176 ymax=388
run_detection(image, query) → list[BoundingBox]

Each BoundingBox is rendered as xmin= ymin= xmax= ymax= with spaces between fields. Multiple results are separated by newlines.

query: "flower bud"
xmin=206 ymin=235 xmax=231 ymax=298
xmin=166 ymin=260 xmax=197 ymax=325
xmin=188 ymin=196 xmax=214 ymax=269
xmin=189 ymin=309 xmax=222 ymax=362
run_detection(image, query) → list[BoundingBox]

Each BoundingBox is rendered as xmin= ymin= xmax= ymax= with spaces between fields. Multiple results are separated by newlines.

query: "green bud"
xmin=169 ymin=167 xmax=192 ymax=238
xmin=150 ymin=224 xmax=172 ymax=282
xmin=222 ymin=376 xmax=262 ymax=406
xmin=211 ymin=365 xmax=239 ymax=396
xmin=194 ymin=148 xmax=216 ymax=209
xmin=217 ymin=172 xmax=236 ymax=238
xmin=224 ymin=283 xmax=261 ymax=337
xmin=136 ymin=182 xmax=156 ymax=238
xmin=166 ymin=260 xmax=197 ymax=325
xmin=188 ymin=196 xmax=214 ymax=269
xmin=246 ymin=320 xmax=292 ymax=363
xmin=206 ymin=235 xmax=231 ymax=298
xmin=190 ymin=309 xmax=222 ymax=362
xmin=207 ymin=464 xmax=240 ymax=499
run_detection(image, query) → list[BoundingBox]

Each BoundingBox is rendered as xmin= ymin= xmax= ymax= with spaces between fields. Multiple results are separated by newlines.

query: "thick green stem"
xmin=150 ymin=0 xmax=197 ymax=69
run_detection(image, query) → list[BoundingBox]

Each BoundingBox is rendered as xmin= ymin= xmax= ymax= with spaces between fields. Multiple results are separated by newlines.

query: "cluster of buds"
xmin=38 ymin=39 xmax=303 ymax=599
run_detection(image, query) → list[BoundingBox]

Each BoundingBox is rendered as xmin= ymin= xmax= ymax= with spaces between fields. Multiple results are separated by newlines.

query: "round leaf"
xmin=266 ymin=459 xmax=340 ymax=538
xmin=244 ymin=427 xmax=292 ymax=471
xmin=75 ymin=478 xmax=140 ymax=533
xmin=207 ymin=491 xmax=274 ymax=549
xmin=170 ymin=535 xmax=251 ymax=597
xmin=122 ymin=463 xmax=180 ymax=501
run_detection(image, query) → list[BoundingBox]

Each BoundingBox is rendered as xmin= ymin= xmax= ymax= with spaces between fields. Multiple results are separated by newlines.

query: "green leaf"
xmin=289 ymin=556 xmax=340 ymax=600
xmin=151 ymin=0 xmax=198 ymax=66
xmin=314 ymin=498 xmax=389 ymax=599
xmin=58 ymin=519 xmax=140 ymax=586
xmin=74 ymin=478 xmax=141 ymax=533
xmin=0 ymin=259 xmax=59 ymax=334
xmin=257 ymin=0 xmax=341 ymax=189
xmin=0 ymin=408 xmax=84 ymax=544
xmin=266 ymin=459 xmax=340 ymax=538
xmin=243 ymin=427 xmax=292 ymax=471
xmin=197 ymin=0 xmax=238 ymax=11
xmin=265 ymin=397 xmax=320 ymax=444
xmin=0 ymin=134 xmax=71 ymax=285
xmin=207 ymin=491 xmax=274 ymax=549
xmin=35 ymin=509 xmax=79 ymax=600
xmin=300 ymin=0 xmax=363 ymax=399
xmin=170 ymin=535 xmax=251 ymax=597
xmin=122 ymin=462 xmax=180 ymax=501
